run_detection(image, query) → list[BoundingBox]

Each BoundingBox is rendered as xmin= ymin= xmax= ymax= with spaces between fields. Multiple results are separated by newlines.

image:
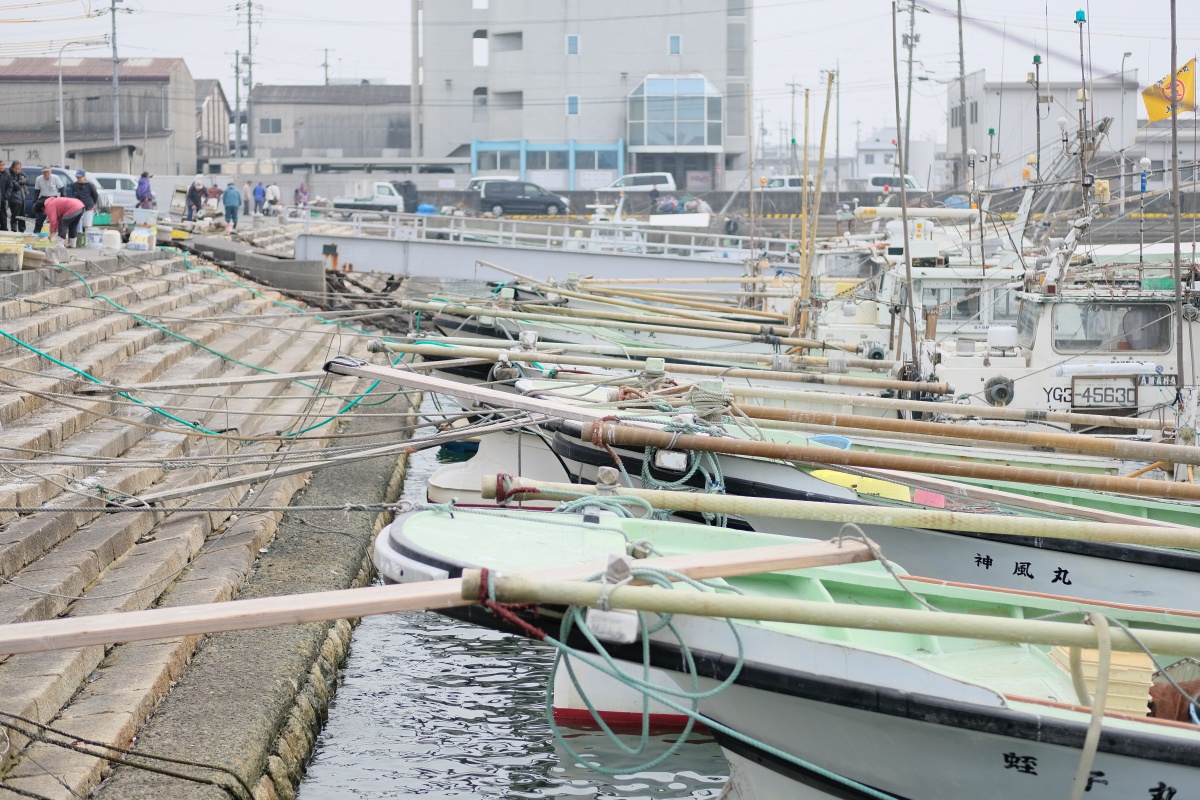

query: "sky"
xmin=8 ymin=0 xmax=1200 ymax=154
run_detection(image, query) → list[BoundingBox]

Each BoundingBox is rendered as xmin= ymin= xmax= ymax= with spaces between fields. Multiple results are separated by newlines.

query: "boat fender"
xmin=984 ymin=376 xmax=1016 ymax=407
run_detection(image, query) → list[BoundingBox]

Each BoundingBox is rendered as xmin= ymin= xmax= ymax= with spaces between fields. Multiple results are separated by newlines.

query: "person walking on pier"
xmin=222 ymin=182 xmax=242 ymax=232
xmin=4 ymin=162 xmax=27 ymax=232
xmin=44 ymin=195 xmax=84 ymax=248
xmin=242 ymin=180 xmax=252 ymax=216
xmin=0 ymin=161 xmax=9 ymax=231
xmin=252 ymin=182 xmax=265 ymax=215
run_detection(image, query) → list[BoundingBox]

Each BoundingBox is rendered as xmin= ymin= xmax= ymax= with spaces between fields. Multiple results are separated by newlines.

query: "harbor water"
xmin=298 ymin=398 xmax=730 ymax=798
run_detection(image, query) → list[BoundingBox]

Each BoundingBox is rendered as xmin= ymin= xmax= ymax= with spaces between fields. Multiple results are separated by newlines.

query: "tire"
xmin=545 ymin=204 xmax=561 ymax=216
xmin=490 ymin=204 xmax=505 ymax=216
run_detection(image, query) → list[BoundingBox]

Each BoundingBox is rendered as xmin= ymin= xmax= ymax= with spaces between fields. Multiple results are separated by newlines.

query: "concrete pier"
xmin=0 ymin=248 xmax=416 ymax=799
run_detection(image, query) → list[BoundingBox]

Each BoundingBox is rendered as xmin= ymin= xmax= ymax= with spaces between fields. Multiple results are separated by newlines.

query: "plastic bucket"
xmin=85 ymin=230 xmax=104 ymax=249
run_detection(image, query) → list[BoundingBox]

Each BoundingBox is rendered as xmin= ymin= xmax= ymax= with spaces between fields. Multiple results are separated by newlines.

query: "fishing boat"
xmin=374 ymin=504 xmax=1200 ymax=800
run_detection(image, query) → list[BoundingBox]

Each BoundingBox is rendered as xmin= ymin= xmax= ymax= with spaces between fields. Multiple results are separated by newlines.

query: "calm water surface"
xmin=299 ymin=401 xmax=730 ymax=798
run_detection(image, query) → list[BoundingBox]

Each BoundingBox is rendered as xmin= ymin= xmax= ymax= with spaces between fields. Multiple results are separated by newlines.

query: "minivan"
xmin=466 ymin=176 xmax=518 ymax=192
xmin=602 ymin=172 xmax=677 ymax=193
xmin=90 ymin=172 xmax=140 ymax=211
xmin=868 ymin=174 xmax=926 ymax=193
xmin=480 ymin=181 xmax=570 ymax=216
xmin=763 ymin=175 xmax=814 ymax=190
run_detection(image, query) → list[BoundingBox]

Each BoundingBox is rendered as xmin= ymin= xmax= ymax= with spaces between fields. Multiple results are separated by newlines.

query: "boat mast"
xmin=891 ymin=1 xmax=919 ymax=371
xmin=1170 ymin=0 xmax=1186 ymax=385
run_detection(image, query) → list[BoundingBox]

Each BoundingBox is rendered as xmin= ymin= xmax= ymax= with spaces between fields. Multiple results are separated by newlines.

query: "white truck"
xmin=333 ymin=181 xmax=405 ymax=215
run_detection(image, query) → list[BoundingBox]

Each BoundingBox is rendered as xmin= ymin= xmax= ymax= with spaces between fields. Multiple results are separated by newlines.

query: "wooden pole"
xmin=482 ymin=476 xmax=1200 ymax=548
xmin=464 ymin=572 xmax=1200 ymax=656
xmin=731 ymin=404 xmax=1200 ymax=466
xmin=376 ymin=337 xmax=898 ymax=371
xmin=403 ymin=299 xmax=812 ymax=343
xmin=559 ymin=286 xmax=789 ymax=321
xmin=0 ymin=540 xmax=873 ymax=655
xmin=801 ymin=72 xmax=835 ymax=338
xmin=369 ymin=343 xmax=950 ymax=394
xmin=582 ymin=420 xmax=1200 ymax=502
xmin=402 ymin=300 xmax=852 ymax=352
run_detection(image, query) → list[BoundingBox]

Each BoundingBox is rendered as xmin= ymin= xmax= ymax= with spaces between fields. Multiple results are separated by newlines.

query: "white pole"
xmin=58 ymin=47 xmax=66 ymax=168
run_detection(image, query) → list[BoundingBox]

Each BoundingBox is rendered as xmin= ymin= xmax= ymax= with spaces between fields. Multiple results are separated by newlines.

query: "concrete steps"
xmin=0 ymin=252 xmax=373 ymax=799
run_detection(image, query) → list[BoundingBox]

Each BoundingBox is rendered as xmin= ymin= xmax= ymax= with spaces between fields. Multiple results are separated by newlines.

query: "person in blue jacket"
xmin=252 ymin=182 xmax=265 ymax=215
xmin=222 ymin=182 xmax=242 ymax=231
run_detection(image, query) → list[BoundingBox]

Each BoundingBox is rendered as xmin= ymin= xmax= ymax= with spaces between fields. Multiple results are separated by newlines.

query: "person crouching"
xmin=44 ymin=196 xmax=85 ymax=248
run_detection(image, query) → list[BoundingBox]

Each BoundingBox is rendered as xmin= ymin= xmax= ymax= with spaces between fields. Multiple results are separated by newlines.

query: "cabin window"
xmin=1052 ymin=303 xmax=1171 ymax=353
xmin=1017 ymin=301 xmax=1041 ymax=349
xmin=992 ymin=287 xmax=1020 ymax=320
xmin=822 ymin=253 xmax=878 ymax=279
xmin=922 ymin=287 xmax=980 ymax=321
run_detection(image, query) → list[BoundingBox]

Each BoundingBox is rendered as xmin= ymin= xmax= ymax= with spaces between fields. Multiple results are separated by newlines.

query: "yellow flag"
xmin=1142 ymin=58 xmax=1197 ymax=122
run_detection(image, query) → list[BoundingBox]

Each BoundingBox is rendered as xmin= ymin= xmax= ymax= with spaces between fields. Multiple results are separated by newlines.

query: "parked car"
xmin=333 ymin=181 xmax=405 ymax=215
xmin=868 ymin=173 xmax=926 ymax=194
xmin=466 ymin=176 xmax=518 ymax=192
xmin=480 ymin=181 xmax=569 ymax=216
xmin=89 ymin=172 xmax=139 ymax=212
xmin=601 ymin=172 xmax=677 ymax=192
xmin=763 ymin=175 xmax=814 ymax=190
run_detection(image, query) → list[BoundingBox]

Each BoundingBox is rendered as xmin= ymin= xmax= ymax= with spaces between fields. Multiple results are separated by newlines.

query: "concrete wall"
xmin=251 ymin=101 xmax=411 ymax=158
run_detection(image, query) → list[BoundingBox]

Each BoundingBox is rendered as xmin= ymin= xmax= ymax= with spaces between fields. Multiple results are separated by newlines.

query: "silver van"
xmin=602 ymin=172 xmax=677 ymax=192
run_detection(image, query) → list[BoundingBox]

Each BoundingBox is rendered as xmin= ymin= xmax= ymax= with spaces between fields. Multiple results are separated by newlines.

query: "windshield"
xmin=1017 ymin=301 xmax=1041 ymax=348
xmin=1052 ymin=302 xmax=1171 ymax=353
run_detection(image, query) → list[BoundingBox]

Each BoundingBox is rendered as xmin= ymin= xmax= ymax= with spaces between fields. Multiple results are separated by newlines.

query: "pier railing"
xmin=283 ymin=206 xmax=803 ymax=264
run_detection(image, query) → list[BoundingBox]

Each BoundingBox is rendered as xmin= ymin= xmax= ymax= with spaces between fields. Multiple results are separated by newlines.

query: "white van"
xmin=763 ymin=175 xmax=814 ymax=190
xmin=868 ymin=174 xmax=926 ymax=193
xmin=90 ymin=173 xmax=140 ymax=211
xmin=466 ymin=176 xmax=518 ymax=192
xmin=602 ymin=172 xmax=677 ymax=193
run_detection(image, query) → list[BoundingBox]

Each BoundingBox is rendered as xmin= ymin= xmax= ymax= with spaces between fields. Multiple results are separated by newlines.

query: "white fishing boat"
xmin=375 ymin=505 xmax=1200 ymax=800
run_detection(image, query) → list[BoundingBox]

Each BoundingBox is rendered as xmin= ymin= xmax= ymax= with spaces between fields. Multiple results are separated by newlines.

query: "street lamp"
xmin=1140 ymin=156 xmax=1152 ymax=263
xmin=967 ymin=147 xmax=981 ymax=264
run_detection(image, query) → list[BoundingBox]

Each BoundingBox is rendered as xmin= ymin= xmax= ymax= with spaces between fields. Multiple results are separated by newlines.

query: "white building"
xmin=845 ymin=127 xmax=946 ymax=192
xmin=411 ymin=0 xmax=753 ymax=191
xmin=945 ymin=68 xmax=1140 ymax=190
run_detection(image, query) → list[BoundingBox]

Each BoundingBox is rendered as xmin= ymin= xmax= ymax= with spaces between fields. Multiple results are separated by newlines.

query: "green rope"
xmin=0 ymin=328 xmax=223 ymax=435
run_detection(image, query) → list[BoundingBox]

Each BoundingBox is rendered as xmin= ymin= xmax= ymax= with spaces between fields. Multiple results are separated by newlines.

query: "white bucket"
xmin=101 ymin=230 xmax=122 ymax=250
xmin=85 ymin=230 xmax=104 ymax=249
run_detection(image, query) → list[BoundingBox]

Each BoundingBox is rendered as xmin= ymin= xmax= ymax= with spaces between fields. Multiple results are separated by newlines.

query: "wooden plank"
xmin=0 ymin=539 xmax=873 ymax=655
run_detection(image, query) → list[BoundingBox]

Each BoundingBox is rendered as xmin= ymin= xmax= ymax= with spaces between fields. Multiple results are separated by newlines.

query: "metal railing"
xmin=284 ymin=206 xmax=804 ymax=264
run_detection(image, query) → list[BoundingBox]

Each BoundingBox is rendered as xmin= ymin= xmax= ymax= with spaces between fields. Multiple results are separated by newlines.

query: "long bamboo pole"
xmin=463 ymin=572 xmax=1200 ymax=657
xmin=560 ymin=286 xmax=789 ymax=321
xmin=481 ymin=476 xmax=1200 ymax=547
xmin=402 ymin=299 xmax=853 ymax=350
xmin=581 ymin=420 xmax=1200 ymax=502
xmin=376 ymin=337 xmax=898 ymax=371
xmin=372 ymin=343 xmax=950 ymax=394
xmin=416 ymin=297 xmax=800 ymax=339
xmin=0 ymin=540 xmax=873 ymax=655
xmin=732 ymin=405 xmax=1200 ymax=466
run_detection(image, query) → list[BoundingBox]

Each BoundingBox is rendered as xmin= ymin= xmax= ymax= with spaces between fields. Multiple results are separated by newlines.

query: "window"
xmin=566 ymin=34 xmax=579 ymax=55
xmin=566 ymin=95 xmax=579 ymax=115
xmin=630 ymin=76 xmax=723 ymax=148
xmin=472 ymin=30 xmax=488 ymax=67
xmin=472 ymin=0 xmax=487 ymax=7
xmin=951 ymin=106 xmax=960 ymax=128
xmin=492 ymin=91 xmax=523 ymax=110
xmin=969 ymin=101 xmax=978 ymax=124
xmin=864 ymin=153 xmax=875 ymax=165
xmin=473 ymin=87 xmax=488 ymax=122
xmin=728 ymin=0 xmax=746 ymax=14
xmin=493 ymin=32 xmax=522 ymax=52
xmin=992 ymin=288 xmax=1020 ymax=320
xmin=669 ymin=34 xmax=682 ymax=55
xmin=259 ymin=118 xmax=282 ymax=134
xmin=922 ymin=287 xmax=981 ymax=322
xmin=1052 ymin=303 xmax=1171 ymax=353
xmin=1017 ymin=302 xmax=1041 ymax=349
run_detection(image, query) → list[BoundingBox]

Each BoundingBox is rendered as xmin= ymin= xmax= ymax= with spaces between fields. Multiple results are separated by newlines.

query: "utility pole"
xmin=245 ymin=0 xmax=254 ymax=158
xmin=111 ymin=0 xmax=120 ymax=147
xmin=902 ymin=0 xmax=918 ymax=184
xmin=1170 ymin=0 xmax=1185 ymax=386
xmin=786 ymin=78 xmax=800 ymax=175
xmin=322 ymin=49 xmax=330 ymax=86
xmin=956 ymin=0 xmax=969 ymax=189
xmin=834 ymin=63 xmax=841 ymax=208
xmin=234 ymin=51 xmax=242 ymax=159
